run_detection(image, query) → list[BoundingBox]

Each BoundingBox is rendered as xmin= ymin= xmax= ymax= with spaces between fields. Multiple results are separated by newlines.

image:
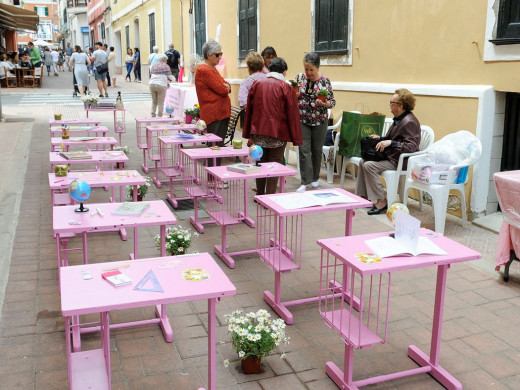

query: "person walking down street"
xmin=107 ymin=46 xmax=116 ymax=87
xmin=148 ymin=46 xmax=160 ymax=77
xmin=195 ymin=40 xmax=231 ymax=166
xmin=65 ymin=42 xmax=73 ymax=71
xmin=295 ymin=51 xmax=336 ymax=192
xmin=165 ymin=43 xmax=181 ymax=81
xmin=125 ymin=48 xmax=133 ymax=82
xmin=69 ymin=45 xmax=90 ymax=95
xmin=242 ymin=57 xmax=302 ymax=195
xmin=87 ymin=47 xmax=94 ymax=74
xmin=149 ymin=54 xmax=175 ymax=117
xmin=27 ymin=42 xmax=42 ymax=68
xmin=43 ymin=47 xmax=53 ymax=76
xmin=91 ymin=42 xmax=109 ymax=97
xmin=133 ymin=47 xmax=141 ymax=82
xmin=51 ymin=48 xmax=59 ymax=76
xmin=103 ymin=43 xmax=111 ymax=87
xmin=58 ymin=48 xmax=65 ymax=72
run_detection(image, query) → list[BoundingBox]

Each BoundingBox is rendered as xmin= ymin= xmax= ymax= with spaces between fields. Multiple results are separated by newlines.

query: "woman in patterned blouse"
xmin=295 ymin=52 xmax=336 ymax=192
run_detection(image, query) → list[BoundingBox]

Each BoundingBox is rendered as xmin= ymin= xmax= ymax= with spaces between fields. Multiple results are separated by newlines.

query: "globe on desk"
xmin=386 ymin=202 xmax=410 ymax=224
xmin=249 ymin=145 xmax=263 ymax=166
xmin=165 ymin=105 xmax=174 ymax=118
xmin=69 ymin=179 xmax=91 ymax=213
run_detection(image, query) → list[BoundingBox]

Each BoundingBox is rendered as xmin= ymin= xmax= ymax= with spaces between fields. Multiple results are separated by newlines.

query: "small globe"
xmin=387 ymin=202 xmax=409 ymax=224
xmin=196 ymin=119 xmax=206 ymax=131
xmin=249 ymin=145 xmax=263 ymax=162
xmin=69 ymin=180 xmax=91 ymax=203
xmin=165 ymin=105 xmax=174 ymax=115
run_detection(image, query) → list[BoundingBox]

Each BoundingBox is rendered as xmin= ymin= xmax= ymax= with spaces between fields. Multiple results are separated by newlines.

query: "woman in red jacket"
xmin=195 ymin=40 xmax=231 ymax=166
xmin=243 ymin=57 xmax=302 ymax=195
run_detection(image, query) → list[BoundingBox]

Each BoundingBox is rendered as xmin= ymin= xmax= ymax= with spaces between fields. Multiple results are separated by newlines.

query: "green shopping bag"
xmin=338 ymin=111 xmax=386 ymax=158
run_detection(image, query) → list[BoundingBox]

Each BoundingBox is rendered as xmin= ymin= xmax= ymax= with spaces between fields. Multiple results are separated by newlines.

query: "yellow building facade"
xmin=108 ymin=0 xmax=518 ymax=220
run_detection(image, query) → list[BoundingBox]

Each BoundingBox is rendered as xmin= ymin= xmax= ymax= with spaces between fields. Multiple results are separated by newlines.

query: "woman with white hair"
xmin=149 ymin=54 xmax=175 ymax=117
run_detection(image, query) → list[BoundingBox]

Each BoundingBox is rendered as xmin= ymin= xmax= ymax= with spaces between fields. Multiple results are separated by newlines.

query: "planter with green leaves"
xmin=317 ymin=89 xmax=328 ymax=103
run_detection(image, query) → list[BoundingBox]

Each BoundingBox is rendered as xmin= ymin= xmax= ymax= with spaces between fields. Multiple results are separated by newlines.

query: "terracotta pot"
xmin=316 ymin=94 xmax=327 ymax=103
xmin=137 ymin=195 xmax=143 ymax=202
xmin=241 ymin=356 xmax=262 ymax=374
xmin=292 ymin=86 xmax=300 ymax=96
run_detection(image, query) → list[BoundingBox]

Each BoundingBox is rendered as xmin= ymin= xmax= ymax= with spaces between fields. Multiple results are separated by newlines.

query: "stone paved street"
xmin=0 ymin=70 xmax=519 ymax=389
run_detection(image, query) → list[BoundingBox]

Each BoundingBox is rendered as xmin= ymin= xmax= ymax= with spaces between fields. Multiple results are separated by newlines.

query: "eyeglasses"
xmin=389 ymin=100 xmax=401 ymax=105
xmin=214 ymin=52 xmax=223 ymax=58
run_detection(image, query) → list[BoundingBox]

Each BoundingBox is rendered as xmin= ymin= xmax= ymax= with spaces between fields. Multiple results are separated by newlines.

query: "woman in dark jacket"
xmin=355 ymin=88 xmax=421 ymax=215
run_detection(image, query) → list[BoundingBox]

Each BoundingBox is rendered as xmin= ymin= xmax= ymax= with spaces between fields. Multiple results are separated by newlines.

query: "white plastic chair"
xmin=402 ymin=137 xmax=482 ymax=235
xmin=339 ymin=117 xmax=393 ymax=187
xmin=381 ymin=125 xmax=434 ymax=207
xmin=322 ymin=116 xmax=343 ymax=183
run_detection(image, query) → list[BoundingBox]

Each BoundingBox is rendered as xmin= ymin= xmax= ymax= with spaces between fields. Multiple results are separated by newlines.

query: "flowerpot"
xmin=137 ymin=195 xmax=143 ymax=201
xmin=90 ymin=102 xmax=98 ymax=108
xmin=316 ymin=94 xmax=327 ymax=103
xmin=292 ymin=86 xmax=300 ymax=96
xmin=54 ymin=114 xmax=62 ymax=120
xmin=55 ymin=165 xmax=69 ymax=177
xmin=232 ymin=139 xmax=243 ymax=149
xmin=185 ymin=114 xmax=193 ymax=124
xmin=241 ymin=356 xmax=262 ymax=374
xmin=116 ymin=162 xmax=124 ymax=169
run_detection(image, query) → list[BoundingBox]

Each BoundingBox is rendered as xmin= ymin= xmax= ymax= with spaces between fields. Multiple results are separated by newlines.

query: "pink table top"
xmin=85 ymin=108 xmax=125 ymax=112
xmin=50 ymin=126 xmax=109 ymax=134
xmin=60 ymin=252 xmax=236 ymax=316
xmin=205 ymin=162 xmax=298 ymax=181
xmin=254 ymin=188 xmax=372 ymax=216
xmin=180 ymin=146 xmax=249 ymax=159
xmin=51 ymin=137 xmax=118 ymax=147
xmin=145 ymin=124 xmax=199 ymax=132
xmin=135 ymin=116 xmax=182 ymax=124
xmin=48 ymin=170 xmax=145 ymax=190
xmin=317 ymin=228 xmax=481 ymax=275
xmin=158 ymin=133 xmax=222 ymax=145
xmin=49 ymin=151 xmax=129 ymax=165
xmin=49 ymin=118 xmax=102 ymax=126
xmin=53 ymin=200 xmax=176 ymax=235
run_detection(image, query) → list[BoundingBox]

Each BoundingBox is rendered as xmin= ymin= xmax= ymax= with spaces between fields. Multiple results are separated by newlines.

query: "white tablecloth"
xmin=164 ymin=83 xmax=199 ymax=118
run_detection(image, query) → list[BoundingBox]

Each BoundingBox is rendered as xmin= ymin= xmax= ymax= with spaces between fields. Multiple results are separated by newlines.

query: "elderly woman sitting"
xmin=149 ymin=54 xmax=175 ymax=117
xmin=355 ymin=88 xmax=421 ymax=215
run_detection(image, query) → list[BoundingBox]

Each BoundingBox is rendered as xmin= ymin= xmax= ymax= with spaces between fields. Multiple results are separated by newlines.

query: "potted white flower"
xmin=127 ymin=176 xmax=151 ymax=201
xmin=154 ymin=225 xmax=198 ymax=255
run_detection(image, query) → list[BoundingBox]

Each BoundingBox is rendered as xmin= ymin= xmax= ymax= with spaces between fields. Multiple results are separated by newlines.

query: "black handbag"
xmin=96 ymin=62 xmax=108 ymax=74
xmin=360 ymin=137 xmax=388 ymax=161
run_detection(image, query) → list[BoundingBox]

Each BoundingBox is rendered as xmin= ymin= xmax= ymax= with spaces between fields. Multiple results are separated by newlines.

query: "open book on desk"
xmin=269 ymin=190 xmax=357 ymax=210
xmin=365 ymin=211 xmax=447 ymax=257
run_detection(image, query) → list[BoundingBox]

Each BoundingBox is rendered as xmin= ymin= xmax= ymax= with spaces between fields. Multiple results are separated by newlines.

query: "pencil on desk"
xmin=101 ymin=264 xmax=130 ymax=271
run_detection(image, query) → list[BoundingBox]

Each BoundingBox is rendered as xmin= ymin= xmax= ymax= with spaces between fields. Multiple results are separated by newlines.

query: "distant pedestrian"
xmin=65 ymin=42 xmax=73 ymax=71
xmin=43 ymin=47 xmax=53 ymax=76
xmin=148 ymin=46 xmax=160 ymax=77
xmin=149 ymin=54 xmax=175 ymax=117
xmin=58 ymin=48 xmax=65 ymax=71
xmin=87 ymin=47 xmax=94 ymax=74
xmin=103 ymin=43 xmax=111 ymax=87
xmin=133 ymin=47 xmax=141 ymax=82
xmin=28 ymin=42 xmax=42 ymax=68
xmin=51 ymin=48 xmax=59 ymax=76
xmin=69 ymin=45 xmax=90 ymax=95
xmin=108 ymin=46 xmax=116 ymax=87
xmin=91 ymin=41 xmax=109 ymax=97
xmin=125 ymin=48 xmax=133 ymax=82
xmin=165 ymin=43 xmax=180 ymax=80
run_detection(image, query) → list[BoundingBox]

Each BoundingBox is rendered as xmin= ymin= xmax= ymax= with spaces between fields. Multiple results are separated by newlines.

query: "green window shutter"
xmin=45 ymin=7 xmax=49 ymax=16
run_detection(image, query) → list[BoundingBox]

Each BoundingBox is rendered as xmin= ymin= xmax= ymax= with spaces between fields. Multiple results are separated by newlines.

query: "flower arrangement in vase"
xmin=316 ymin=89 xmax=328 ymax=103
xmin=154 ymin=225 xmax=198 ymax=255
xmin=80 ymin=92 xmax=100 ymax=108
xmin=184 ymin=104 xmax=200 ymax=124
xmin=127 ymin=176 xmax=151 ymax=201
xmin=223 ymin=309 xmax=289 ymax=374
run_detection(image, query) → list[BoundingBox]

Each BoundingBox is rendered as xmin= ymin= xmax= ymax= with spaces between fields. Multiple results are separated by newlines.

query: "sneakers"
xmin=105 ymin=93 xmax=108 ymax=98
xmin=296 ymin=184 xmax=309 ymax=192
xmin=311 ymin=180 xmax=320 ymax=188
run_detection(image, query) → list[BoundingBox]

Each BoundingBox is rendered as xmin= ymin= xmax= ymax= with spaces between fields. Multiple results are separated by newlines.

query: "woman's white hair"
xmin=156 ymin=54 xmax=168 ymax=62
xmin=201 ymin=40 xmax=222 ymax=59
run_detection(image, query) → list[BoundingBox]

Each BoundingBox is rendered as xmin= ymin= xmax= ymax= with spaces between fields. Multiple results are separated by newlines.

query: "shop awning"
xmin=0 ymin=4 xmax=39 ymax=32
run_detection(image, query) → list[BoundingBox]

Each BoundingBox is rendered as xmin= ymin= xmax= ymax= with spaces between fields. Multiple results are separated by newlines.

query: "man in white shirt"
xmin=91 ymin=41 xmax=109 ymax=97
xmin=50 ymin=48 xmax=59 ymax=76
xmin=148 ymin=46 xmax=160 ymax=77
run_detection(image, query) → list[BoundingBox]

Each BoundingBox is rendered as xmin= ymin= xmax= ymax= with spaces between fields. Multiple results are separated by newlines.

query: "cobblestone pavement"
xmin=0 ymin=70 xmax=519 ymax=389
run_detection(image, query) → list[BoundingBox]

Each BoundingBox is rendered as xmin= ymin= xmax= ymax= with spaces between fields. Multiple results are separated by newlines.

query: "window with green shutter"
xmin=238 ymin=0 xmax=257 ymax=59
xmin=491 ymin=0 xmax=520 ymax=45
xmin=315 ymin=0 xmax=348 ymax=54
xmin=194 ymin=0 xmax=206 ymax=56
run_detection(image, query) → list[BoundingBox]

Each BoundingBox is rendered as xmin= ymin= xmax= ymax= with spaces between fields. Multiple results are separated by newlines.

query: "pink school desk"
xmin=53 ymin=200 xmax=176 ymax=268
xmin=51 ymin=136 xmax=117 ymax=152
xmin=180 ymin=146 xmax=249 ymax=232
xmin=146 ymin=124 xmax=199 ymax=187
xmin=204 ymin=163 xmax=298 ymax=268
xmin=49 ymin=117 xmax=102 ymax=129
xmin=158 ymin=132 xmax=222 ymax=196
xmin=49 ymin=150 xmax=128 ymax=172
xmin=60 ymin=253 xmax=236 ymax=390
xmin=50 ymin=125 xmax=109 ymax=137
xmin=135 ymin=116 xmax=182 ymax=172
xmin=85 ymin=107 xmax=126 ymax=145
xmin=254 ymin=189 xmax=372 ymax=324
xmin=317 ymin=229 xmax=481 ymax=390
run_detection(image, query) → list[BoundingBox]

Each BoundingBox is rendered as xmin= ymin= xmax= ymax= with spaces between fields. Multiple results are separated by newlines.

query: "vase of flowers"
xmin=127 ymin=176 xmax=151 ymax=201
xmin=184 ymin=105 xmax=200 ymax=124
xmin=223 ymin=309 xmax=289 ymax=374
xmin=289 ymin=80 xmax=301 ymax=97
xmin=114 ymin=145 xmax=131 ymax=169
xmin=154 ymin=225 xmax=197 ymax=256
xmin=80 ymin=93 xmax=100 ymax=109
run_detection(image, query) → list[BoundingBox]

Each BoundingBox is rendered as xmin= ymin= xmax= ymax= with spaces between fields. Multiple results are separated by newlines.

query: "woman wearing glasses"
xmin=195 ymin=40 xmax=231 ymax=165
xmin=355 ymin=88 xmax=421 ymax=215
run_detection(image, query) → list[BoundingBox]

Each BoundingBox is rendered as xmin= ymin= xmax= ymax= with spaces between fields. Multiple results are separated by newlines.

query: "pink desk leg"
xmin=130 ymin=227 xmax=139 ymax=260
xmin=208 ymin=298 xmax=217 ymax=390
xmin=56 ymin=234 xmax=63 ymax=269
xmin=242 ymin=180 xmax=255 ymax=228
xmin=345 ymin=210 xmax=354 ymax=236
xmin=82 ymin=232 xmax=88 ymax=264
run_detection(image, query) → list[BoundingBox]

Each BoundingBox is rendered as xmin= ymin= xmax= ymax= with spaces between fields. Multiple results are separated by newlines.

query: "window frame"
xmin=125 ymin=25 xmax=130 ymax=52
xmin=314 ymin=0 xmax=349 ymax=55
xmin=193 ymin=0 xmax=206 ymax=56
xmin=237 ymin=0 xmax=258 ymax=60
xmin=149 ymin=13 xmax=156 ymax=54
xmin=490 ymin=0 xmax=520 ymax=45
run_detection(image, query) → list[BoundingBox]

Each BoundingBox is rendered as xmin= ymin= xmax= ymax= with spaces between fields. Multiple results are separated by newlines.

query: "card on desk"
xmin=102 ymin=270 xmax=132 ymax=287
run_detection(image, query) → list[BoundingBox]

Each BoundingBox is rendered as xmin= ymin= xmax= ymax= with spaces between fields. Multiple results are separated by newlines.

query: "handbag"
xmin=96 ymin=62 xmax=108 ymax=74
xmin=360 ymin=137 xmax=388 ymax=161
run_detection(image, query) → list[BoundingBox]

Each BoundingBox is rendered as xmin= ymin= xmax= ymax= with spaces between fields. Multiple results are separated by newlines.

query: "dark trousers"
xmin=106 ymin=70 xmax=111 ymax=86
xmin=134 ymin=65 xmax=141 ymax=81
xmin=206 ymin=119 xmax=229 ymax=167
xmin=256 ymin=144 xmax=286 ymax=195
